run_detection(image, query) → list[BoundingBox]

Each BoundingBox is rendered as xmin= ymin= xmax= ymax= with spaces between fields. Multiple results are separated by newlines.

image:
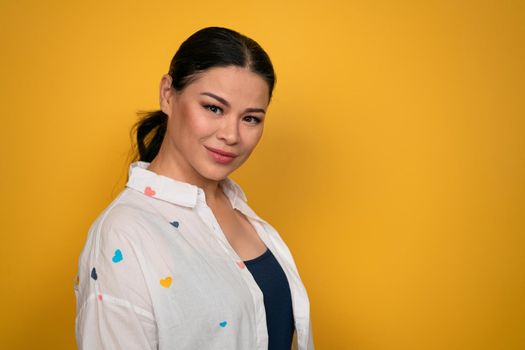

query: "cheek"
xmin=176 ymin=104 xmax=215 ymax=140
xmin=191 ymin=118 xmax=216 ymax=139
xmin=243 ymin=128 xmax=264 ymax=150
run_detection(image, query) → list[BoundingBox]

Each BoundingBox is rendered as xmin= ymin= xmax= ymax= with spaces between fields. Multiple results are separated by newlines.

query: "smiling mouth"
xmin=204 ymin=146 xmax=238 ymax=165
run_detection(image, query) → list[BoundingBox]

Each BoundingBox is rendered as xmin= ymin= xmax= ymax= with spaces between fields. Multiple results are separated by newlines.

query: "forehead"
xmin=182 ymin=66 xmax=270 ymax=107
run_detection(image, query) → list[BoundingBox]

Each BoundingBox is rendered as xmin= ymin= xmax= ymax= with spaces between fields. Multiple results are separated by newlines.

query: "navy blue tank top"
xmin=244 ymin=248 xmax=295 ymax=350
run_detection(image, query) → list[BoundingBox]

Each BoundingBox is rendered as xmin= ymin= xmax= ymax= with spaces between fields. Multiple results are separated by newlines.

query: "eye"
xmin=243 ymin=115 xmax=262 ymax=125
xmin=204 ymin=104 xmax=223 ymax=115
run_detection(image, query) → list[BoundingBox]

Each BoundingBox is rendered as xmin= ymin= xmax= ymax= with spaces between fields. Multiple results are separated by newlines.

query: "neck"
xmin=147 ymin=144 xmax=225 ymax=204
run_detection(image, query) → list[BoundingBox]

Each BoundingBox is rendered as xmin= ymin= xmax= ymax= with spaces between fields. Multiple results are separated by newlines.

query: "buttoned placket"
xmin=238 ymin=210 xmax=310 ymax=350
xmin=194 ymin=188 xmax=268 ymax=350
xmin=124 ymin=162 xmax=310 ymax=349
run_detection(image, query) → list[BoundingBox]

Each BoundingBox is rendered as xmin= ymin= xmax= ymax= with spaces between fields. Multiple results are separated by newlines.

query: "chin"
xmin=198 ymin=166 xmax=235 ymax=182
xmin=197 ymin=158 xmax=246 ymax=181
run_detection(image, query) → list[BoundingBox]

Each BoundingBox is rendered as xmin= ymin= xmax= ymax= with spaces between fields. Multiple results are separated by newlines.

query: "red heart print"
xmin=144 ymin=186 xmax=156 ymax=197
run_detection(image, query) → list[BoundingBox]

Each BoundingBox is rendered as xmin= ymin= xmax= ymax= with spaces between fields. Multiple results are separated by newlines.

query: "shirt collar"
xmin=126 ymin=161 xmax=248 ymax=209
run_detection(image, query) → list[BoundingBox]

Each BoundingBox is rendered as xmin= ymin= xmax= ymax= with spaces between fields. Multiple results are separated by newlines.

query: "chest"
xmin=211 ymin=202 xmax=268 ymax=260
xmin=136 ymin=213 xmax=264 ymax=348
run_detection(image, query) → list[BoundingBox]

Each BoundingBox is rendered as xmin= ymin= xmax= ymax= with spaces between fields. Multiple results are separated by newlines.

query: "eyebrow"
xmin=200 ymin=92 xmax=266 ymax=114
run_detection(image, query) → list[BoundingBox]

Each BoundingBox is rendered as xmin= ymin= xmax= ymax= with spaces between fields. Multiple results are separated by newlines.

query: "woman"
xmin=75 ymin=27 xmax=313 ymax=350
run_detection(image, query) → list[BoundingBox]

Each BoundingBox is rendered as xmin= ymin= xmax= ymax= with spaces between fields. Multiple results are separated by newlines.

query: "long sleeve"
xmin=75 ymin=220 xmax=158 ymax=350
xmin=75 ymin=162 xmax=314 ymax=349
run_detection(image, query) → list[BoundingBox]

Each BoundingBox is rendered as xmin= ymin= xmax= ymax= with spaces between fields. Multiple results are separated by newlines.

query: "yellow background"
xmin=1 ymin=0 xmax=524 ymax=349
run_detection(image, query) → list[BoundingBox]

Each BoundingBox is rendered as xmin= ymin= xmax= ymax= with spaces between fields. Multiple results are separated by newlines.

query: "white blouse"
xmin=74 ymin=161 xmax=314 ymax=349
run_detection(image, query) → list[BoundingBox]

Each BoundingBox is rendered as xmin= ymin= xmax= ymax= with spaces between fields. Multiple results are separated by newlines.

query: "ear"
xmin=159 ymin=74 xmax=174 ymax=116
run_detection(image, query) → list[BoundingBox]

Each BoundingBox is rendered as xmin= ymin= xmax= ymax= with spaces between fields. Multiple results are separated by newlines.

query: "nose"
xmin=216 ymin=115 xmax=239 ymax=145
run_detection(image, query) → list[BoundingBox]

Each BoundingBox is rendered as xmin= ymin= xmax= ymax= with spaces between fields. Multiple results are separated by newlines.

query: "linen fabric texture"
xmin=74 ymin=161 xmax=313 ymax=350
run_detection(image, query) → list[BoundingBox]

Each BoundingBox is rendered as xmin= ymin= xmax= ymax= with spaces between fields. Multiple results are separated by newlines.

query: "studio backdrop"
xmin=1 ymin=0 xmax=524 ymax=349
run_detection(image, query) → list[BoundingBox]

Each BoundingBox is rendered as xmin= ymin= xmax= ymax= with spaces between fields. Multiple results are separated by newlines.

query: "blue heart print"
xmin=170 ymin=221 xmax=180 ymax=228
xmin=112 ymin=249 xmax=123 ymax=263
xmin=91 ymin=267 xmax=98 ymax=280
xmin=219 ymin=321 xmax=228 ymax=328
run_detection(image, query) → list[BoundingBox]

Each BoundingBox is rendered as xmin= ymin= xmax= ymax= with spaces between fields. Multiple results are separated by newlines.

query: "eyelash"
xmin=203 ymin=104 xmax=262 ymax=125
xmin=204 ymin=104 xmax=223 ymax=115
xmin=243 ymin=116 xmax=261 ymax=124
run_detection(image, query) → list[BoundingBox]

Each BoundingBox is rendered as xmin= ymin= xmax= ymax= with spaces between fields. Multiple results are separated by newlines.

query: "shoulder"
xmin=90 ymin=189 xmax=160 ymax=232
xmin=83 ymin=189 xmax=169 ymax=258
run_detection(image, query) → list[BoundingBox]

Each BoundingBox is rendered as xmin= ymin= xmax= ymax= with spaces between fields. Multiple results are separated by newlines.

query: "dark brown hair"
xmin=133 ymin=27 xmax=275 ymax=162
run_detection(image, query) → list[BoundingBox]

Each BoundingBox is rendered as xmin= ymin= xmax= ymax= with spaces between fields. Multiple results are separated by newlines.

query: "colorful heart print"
xmin=160 ymin=276 xmax=172 ymax=288
xmin=219 ymin=321 xmax=228 ymax=327
xmin=236 ymin=261 xmax=246 ymax=269
xmin=112 ymin=249 xmax=123 ymax=263
xmin=144 ymin=186 xmax=156 ymax=197
xmin=91 ymin=267 xmax=98 ymax=280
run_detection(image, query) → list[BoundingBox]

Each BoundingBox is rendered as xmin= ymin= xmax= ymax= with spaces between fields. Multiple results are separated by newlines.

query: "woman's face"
xmin=159 ymin=66 xmax=270 ymax=183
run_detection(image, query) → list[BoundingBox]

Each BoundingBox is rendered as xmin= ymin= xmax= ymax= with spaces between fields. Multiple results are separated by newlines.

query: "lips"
xmin=205 ymin=146 xmax=238 ymax=165
xmin=205 ymin=146 xmax=237 ymax=157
